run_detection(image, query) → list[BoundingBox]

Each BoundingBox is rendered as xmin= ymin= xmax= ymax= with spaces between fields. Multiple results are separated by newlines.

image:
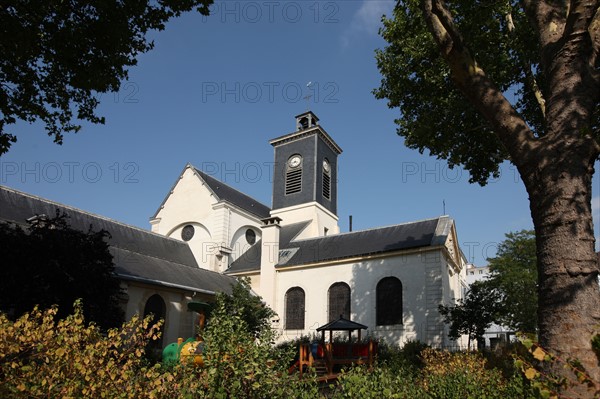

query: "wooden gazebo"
xmin=296 ymin=316 xmax=377 ymax=378
xmin=316 ymin=316 xmax=368 ymax=343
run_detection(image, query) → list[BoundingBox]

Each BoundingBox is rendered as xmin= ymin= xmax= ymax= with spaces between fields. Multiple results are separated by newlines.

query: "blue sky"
xmin=1 ymin=0 xmax=598 ymax=265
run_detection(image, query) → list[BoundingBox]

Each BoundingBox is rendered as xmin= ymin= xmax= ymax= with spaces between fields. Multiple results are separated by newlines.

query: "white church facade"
xmin=150 ymin=111 xmax=470 ymax=347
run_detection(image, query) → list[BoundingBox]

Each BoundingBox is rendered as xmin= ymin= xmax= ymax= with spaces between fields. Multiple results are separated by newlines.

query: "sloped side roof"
xmin=226 ymin=221 xmax=311 ymax=274
xmin=278 ymin=217 xmax=442 ymax=267
xmin=226 ymin=217 xmax=450 ymax=273
xmin=193 ymin=168 xmax=271 ymax=219
xmin=0 ymin=186 xmax=235 ymax=295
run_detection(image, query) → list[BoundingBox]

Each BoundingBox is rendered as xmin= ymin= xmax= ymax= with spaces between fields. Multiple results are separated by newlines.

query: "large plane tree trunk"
xmin=520 ymin=139 xmax=600 ymax=394
xmin=419 ymin=1 xmax=600 ymax=395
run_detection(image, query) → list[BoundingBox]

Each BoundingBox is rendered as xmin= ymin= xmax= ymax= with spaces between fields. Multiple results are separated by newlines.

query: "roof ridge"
xmin=0 ymin=185 xmax=185 ymax=245
xmin=289 ymin=216 xmax=444 ymax=244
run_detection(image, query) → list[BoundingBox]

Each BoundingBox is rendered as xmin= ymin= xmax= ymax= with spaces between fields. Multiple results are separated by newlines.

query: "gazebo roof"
xmin=317 ymin=316 xmax=368 ymax=332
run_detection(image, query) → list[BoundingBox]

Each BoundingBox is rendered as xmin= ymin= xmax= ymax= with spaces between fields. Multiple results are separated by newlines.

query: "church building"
xmin=150 ymin=111 xmax=469 ymax=347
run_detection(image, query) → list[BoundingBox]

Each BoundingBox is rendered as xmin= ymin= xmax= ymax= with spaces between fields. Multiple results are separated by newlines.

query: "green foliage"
xmin=374 ymin=1 xmax=537 ymax=184
xmin=487 ymin=230 xmax=537 ymax=333
xmin=192 ymin=283 xmax=320 ymax=398
xmin=331 ymin=365 xmax=423 ymax=398
xmin=0 ymin=211 xmax=124 ymax=329
xmin=0 ymin=296 xmax=320 ymax=398
xmin=331 ymin=348 xmax=533 ymax=399
xmin=440 ymin=229 xmax=537 ymax=344
xmin=0 ymin=0 xmax=214 ymax=154
xmin=420 ymin=349 xmax=533 ymax=399
xmin=439 ymin=280 xmax=501 ymax=346
xmin=377 ymin=339 xmax=429 ymax=372
xmin=217 ymin=277 xmax=276 ymax=338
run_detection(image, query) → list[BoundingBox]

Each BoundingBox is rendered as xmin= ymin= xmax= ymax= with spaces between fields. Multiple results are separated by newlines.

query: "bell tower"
xmin=269 ymin=111 xmax=342 ymax=237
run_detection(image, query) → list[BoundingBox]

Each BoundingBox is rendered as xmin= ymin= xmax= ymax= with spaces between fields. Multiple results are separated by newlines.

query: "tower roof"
xmin=269 ymin=111 xmax=342 ymax=155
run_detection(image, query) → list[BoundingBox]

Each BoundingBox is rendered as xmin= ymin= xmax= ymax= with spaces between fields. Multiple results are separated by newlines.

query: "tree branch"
xmin=421 ymin=0 xmax=537 ymax=165
xmin=506 ymin=10 xmax=546 ymax=119
xmin=520 ymin=0 xmax=566 ymax=49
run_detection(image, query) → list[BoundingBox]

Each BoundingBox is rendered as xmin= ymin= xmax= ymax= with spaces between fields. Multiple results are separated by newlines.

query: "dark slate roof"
xmin=0 ymin=186 xmax=235 ymax=295
xmin=317 ymin=316 xmax=368 ymax=332
xmin=226 ymin=217 xmax=451 ymax=273
xmin=194 ymin=167 xmax=271 ymax=219
xmin=281 ymin=217 xmax=442 ymax=267
xmin=226 ymin=221 xmax=311 ymax=274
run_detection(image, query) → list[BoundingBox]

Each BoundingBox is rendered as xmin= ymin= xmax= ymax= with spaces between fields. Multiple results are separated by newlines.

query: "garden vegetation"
xmin=1 ymin=282 xmax=597 ymax=398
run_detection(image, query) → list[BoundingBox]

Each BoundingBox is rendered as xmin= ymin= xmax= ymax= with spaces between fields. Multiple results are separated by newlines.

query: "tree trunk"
xmin=521 ymin=150 xmax=600 ymax=394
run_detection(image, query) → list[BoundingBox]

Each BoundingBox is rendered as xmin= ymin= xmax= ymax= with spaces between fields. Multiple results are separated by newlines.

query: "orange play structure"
xmin=290 ymin=316 xmax=378 ymax=379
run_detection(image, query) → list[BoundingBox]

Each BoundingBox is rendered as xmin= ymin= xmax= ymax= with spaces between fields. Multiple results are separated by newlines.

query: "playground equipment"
xmin=161 ymin=301 xmax=212 ymax=366
xmin=289 ymin=316 xmax=377 ymax=379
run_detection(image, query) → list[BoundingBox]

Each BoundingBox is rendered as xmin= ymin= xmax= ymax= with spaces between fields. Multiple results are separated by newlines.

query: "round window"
xmin=181 ymin=225 xmax=195 ymax=241
xmin=245 ymin=229 xmax=256 ymax=245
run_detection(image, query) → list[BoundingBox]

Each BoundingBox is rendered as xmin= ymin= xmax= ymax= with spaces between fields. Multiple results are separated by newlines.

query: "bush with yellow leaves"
xmin=419 ymin=348 xmax=532 ymax=399
xmin=0 ymin=300 xmax=179 ymax=399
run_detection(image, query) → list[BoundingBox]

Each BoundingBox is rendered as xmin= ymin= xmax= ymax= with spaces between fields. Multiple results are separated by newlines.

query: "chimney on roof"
xmin=259 ymin=216 xmax=282 ymax=308
xmin=349 ymin=215 xmax=353 ymax=232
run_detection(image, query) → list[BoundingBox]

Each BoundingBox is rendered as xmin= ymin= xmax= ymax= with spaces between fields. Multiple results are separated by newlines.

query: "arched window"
xmin=328 ymin=282 xmax=350 ymax=322
xmin=285 ymin=287 xmax=305 ymax=329
xmin=285 ymin=155 xmax=302 ymax=195
xmin=376 ymin=277 xmax=402 ymax=326
xmin=144 ymin=294 xmax=166 ymax=353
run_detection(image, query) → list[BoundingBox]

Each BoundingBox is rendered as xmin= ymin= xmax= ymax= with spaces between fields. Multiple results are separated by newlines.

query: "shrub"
xmin=190 ymin=290 xmax=320 ymax=399
xmin=331 ymin=365 xmax=423 ymax=398
xmin=0 ymin=300 xmax=171 ymax=398
xmin=420 ymin=348 xmax=533 ymax=399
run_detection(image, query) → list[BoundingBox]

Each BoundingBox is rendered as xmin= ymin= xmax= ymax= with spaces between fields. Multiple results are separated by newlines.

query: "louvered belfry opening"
xmin=285 ymin=166 xmax=302 ymax=194
xmin=323 ymin=167 xmax=331 ymax=200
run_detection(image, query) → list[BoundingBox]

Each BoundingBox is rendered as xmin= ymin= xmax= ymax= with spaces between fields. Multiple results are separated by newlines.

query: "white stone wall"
xmin=271 ymin=201 xmax=340 ymax=238
xmin=123 ymin=282 xmax=202 ymax=347
xmin=272 ymin=250 xmax=452 ymax=347
xmin=151 ymin=166 xmax=263 ymax=272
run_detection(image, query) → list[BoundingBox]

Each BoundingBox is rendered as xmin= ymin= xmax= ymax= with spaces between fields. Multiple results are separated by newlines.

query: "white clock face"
xmin=288 ymin=155 xmax=302 ymax=168
xmin=323 ymin=159 xmax=330 ymax=172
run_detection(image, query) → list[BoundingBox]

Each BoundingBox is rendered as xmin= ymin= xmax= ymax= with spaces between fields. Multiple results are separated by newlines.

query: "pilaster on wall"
xmin=150 ymin=218 xmax=160 ymax=233
xmin=424 ymin=251 xmax=444 ymax=346
xmin=212 ymin=203 xmax=231 ymax=249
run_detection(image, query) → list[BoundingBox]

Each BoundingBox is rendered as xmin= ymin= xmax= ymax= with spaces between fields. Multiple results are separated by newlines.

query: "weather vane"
xmin=303 ymin=81 xmax=313 ymax=110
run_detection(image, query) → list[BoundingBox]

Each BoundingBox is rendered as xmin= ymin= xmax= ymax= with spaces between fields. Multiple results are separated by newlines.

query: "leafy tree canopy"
xmin=441 ymin=230 xmax=537 ymax=344
xmin=374 ymin=2 xmax=599 ymax=185
xmin=0 ymin=0 xmax=213 ymax=154
xmin=487 ymin=230 xmax=537 ymax=333
xmin=439 ymin=281 xmax=501 ymax=347
xmin=0 ymin=211 xmax=124 ymax=329
xmin=216 ymin=277 xmax=276 ymax=338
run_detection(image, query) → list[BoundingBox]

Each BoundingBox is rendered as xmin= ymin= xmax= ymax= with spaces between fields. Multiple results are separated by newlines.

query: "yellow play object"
xmin=161 ymin=301 xmax=211 ymax=366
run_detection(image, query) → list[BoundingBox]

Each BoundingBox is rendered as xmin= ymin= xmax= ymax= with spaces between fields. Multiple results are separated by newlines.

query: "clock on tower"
xmin=269 ymin=111 xmax=342 ymax=216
